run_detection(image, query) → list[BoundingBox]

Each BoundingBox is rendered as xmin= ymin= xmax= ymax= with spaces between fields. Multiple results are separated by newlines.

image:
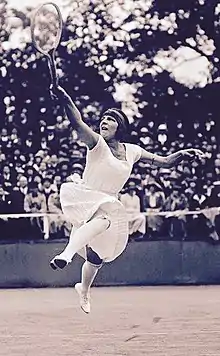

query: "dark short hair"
xmin=101 ymin=108 xmax=130 ymax=141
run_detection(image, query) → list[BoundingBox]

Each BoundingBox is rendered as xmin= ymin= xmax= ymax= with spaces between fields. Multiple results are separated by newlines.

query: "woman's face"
xmin=99 ymin=115 xmax=119 ymax=141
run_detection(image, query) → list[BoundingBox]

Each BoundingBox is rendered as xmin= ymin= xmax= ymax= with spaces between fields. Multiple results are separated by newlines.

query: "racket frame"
xmin=31 ymin=2 xmax=63 ymax=88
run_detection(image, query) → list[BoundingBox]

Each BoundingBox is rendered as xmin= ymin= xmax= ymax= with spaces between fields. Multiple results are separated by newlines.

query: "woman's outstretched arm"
xmin=139 ymin=147 xmax=205 ymax=168
xmin=51 ymin=85 xmax=99 ymax=149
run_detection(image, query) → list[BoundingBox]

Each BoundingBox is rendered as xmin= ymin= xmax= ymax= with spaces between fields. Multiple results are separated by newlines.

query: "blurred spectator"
xmin=0 ymin=0 xmax=219 ymax=243
xmin=157 ymin=123 xmax=169 ymax=147
xmin=24 ymin=182 xmax=47 ymax=239
xmin=0 ymin=146 xmax=6 ymax=163
xmin=164 ymin=185 xmax=188 ymax=240
xmin=12 ymin=175 xmax=29 ymax=211
xmin=214 ymin=154 xmax=220 ymax=176
xmin=54 ymin=115 xmax=69 ymax=137
xmin=37 ymin=161 xmax=48 ymax=179
xmin=188 ymin=184 xmax=212 ymax=241
xmin=130 ymin=166 xmax=142 ymax=183
xmin=12 ymin=149 xmax=26 ymax=167
xmin=0 ymin=184 xmax=12 ymax=212
xmin=25 ymin=166 xmax=36 ymax=184
xmin=46 ymin=129 xmax=59 ymax=152
xmin=1 ymin=165 xmax=16 ymax=192
xmin=10 ymin=128 xmax=19 ymax=143
xmin=59 ymin=162 xmax=70 ymax=180
xmin=24 ymin=134 xmax=36 ymax=154
xmin=204 ymin=183 xmax=220 ymax=241
xmin=24 ymin=182 xmax=47 ymax=213
xmin=159 ymin=168 xmax=173 ymax=196
xmin=0 ymin=184 xmax=13 ymax=240
xmin=203 ymin=178 xmax=214 ymax=199
xmin=40 ymin=137 xmax=49 ymax=150
xmin=53 ymin=175 xmax=62 ymax=191
xmin=0 ymin=128 xmax=9 ymax=150
xmin=143 ymin=182 xmax=165 ymax=238
xmin=71 ymin=163 xmax=84 ymax=179
xmin=40 ymin=177 xmax=56 ymax=209
xmin=33 ymin=156 xmax=43 ymax=173
xmin=11 ymin=175 xmax=31 ymax=238
xmin=139 ymin=127 xmax=153 ymax=147
xmin=71 ymin=143 xmax=84 ymax=159
xmin=120 ymin=181 xmax=146 ymax=242
xmin=47 ymin=154 xmax=59 ymax=171
xmin=48 ymin=190 xmax=71 ymax=238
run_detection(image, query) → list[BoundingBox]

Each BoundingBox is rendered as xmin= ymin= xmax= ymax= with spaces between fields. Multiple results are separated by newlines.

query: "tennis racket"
xmin=31 ymin=2 xmax=63 ymax=88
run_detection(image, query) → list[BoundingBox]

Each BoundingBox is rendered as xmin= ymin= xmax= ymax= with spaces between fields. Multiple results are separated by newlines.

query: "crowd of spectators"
xmin=0 ymin=0 xmax=219 ymax=242
xmin=0 ymin=114 xmax=218 ymax=242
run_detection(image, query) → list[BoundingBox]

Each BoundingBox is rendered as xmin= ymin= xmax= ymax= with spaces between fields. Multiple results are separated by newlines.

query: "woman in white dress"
xmin=50 ymin=86 xmax=204 ymax=314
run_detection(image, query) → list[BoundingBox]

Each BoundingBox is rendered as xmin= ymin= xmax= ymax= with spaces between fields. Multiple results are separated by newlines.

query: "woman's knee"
xmin=86 ymin=246 xmax=103 ymax=268
xmin=88 ymin=211 xmax=111 ymax=230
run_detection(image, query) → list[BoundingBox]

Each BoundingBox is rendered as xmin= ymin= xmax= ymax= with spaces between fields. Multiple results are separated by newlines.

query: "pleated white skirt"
xmin=60 ymin=182 xmax=129 ymax=262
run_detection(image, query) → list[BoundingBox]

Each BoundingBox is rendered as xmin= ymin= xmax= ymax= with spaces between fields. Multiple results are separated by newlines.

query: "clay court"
xmin=1 ymin=286 xmax=220 ymax=356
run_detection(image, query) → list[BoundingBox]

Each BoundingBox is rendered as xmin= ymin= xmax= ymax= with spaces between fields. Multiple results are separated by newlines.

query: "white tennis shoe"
xmin=75 ymin=283 xmax=91 ymax=314
xmin=50 ymin=255 xmax=69 ymax=270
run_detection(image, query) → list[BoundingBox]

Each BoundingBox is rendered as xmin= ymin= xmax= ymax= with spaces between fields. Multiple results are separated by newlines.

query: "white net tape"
xmin=0 ymin=208 xmax=219 ymax=241
xmin=0 ymin=207 xmax=218 ymax=219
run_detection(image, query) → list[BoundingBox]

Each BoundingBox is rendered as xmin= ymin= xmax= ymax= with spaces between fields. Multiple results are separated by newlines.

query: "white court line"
xmin=1 ymin=330 xmax=220 ymax=338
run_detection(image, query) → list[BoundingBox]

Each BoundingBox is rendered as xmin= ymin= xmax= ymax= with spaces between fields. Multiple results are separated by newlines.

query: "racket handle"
xmin=48 ymin=54 xmax=59 ymax=88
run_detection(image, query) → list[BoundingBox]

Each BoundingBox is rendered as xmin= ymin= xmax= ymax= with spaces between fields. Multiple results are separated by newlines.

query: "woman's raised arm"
xmin=51 ymin=85 xmax=99 ymax=149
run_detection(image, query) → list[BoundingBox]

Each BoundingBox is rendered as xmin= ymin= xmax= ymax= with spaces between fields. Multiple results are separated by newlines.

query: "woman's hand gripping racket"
xmin=31 ymin=2 xmax=63 ymax=92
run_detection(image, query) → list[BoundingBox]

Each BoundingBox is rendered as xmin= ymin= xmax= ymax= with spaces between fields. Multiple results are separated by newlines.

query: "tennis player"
xmin=50 ymin=85 xmax=205 ymax=313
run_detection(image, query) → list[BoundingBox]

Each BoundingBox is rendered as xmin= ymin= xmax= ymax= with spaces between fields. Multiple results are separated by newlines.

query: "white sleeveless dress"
xmin=60 ymin=135 xmax=142 ymax=262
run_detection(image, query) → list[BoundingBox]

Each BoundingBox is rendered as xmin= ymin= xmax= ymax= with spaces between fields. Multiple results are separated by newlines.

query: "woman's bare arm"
xmin=140 ymin=147 xmax=205 ymax=168
xmin=51 ymin=86 xmax=99 ymax=149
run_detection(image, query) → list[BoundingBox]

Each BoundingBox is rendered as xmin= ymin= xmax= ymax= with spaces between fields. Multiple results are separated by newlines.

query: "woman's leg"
xmin=75 ymin=247 xmax=103 ymax=314
xmin=81 ymin=261 xmax=100 ymax=292
xmin=50 ymin=215 xmax=110 ymax=269
xmin=82 ymin=247 xmax=103 ymax=291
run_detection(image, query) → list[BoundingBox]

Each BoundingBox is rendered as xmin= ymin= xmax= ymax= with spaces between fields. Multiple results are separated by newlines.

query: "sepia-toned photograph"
xmin=0 ymin=0 xmax=220 ymax=355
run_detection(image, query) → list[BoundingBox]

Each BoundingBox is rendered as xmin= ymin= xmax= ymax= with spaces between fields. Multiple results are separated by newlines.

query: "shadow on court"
xmin=0 ymin=286 xmax=220 ymax=356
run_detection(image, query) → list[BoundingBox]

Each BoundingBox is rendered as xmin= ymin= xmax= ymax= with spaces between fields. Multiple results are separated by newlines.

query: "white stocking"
xmin=81 ymin=261 xmax=100 ymax=294
xmin=57 ymin=217 xmax=110 ymax=263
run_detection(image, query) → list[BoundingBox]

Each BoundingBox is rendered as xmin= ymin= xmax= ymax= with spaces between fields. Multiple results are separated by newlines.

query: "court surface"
xmin=1 ymin=286 xmax=220 ymax=356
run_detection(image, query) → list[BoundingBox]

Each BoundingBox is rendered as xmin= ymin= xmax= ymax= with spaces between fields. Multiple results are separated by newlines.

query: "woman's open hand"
xmin=183 ymin=148 xmax=206 ymax=161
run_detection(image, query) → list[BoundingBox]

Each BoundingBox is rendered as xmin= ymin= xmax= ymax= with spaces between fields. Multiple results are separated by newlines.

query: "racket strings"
xmin=31 ymin=2 xmax=63 ymax=87
xmin=32 ymin=4 xmax=62 ymax=53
